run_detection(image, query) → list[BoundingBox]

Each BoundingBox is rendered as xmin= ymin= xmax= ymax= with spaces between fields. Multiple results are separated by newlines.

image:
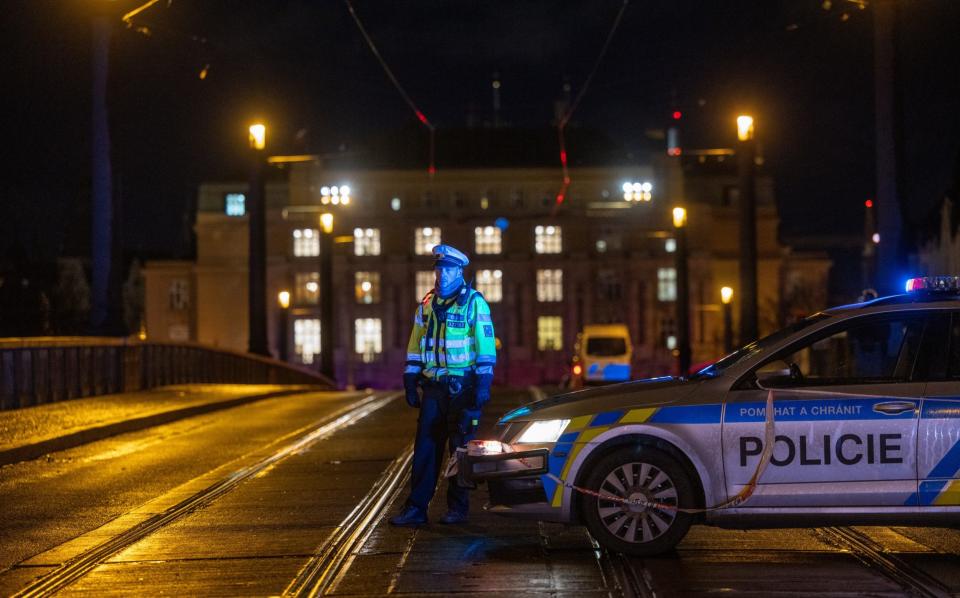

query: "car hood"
xmin=499 ymin=376 xmax=701 ymax=423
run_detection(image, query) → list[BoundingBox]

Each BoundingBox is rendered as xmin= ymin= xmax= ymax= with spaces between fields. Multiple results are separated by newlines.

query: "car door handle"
xmin=873 ymin=401 xmax=918 ymax=415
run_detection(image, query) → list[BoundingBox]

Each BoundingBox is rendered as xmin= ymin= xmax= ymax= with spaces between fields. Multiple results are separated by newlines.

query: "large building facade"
xmin=144 ymin=150 xmax=829 ymax=388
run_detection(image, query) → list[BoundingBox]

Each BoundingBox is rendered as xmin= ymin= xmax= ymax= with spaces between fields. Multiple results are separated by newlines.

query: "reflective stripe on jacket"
xmin=404 ymin=286 xmax=496 ymax=379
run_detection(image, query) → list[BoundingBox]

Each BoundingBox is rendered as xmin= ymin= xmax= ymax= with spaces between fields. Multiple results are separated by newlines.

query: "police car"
xmin=465 ymin=277 xmax=960 ymax=556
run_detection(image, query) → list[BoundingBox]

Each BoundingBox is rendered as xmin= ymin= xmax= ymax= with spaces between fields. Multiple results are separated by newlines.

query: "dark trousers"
xmin=407 ymin=381 xmax=475 ymax=514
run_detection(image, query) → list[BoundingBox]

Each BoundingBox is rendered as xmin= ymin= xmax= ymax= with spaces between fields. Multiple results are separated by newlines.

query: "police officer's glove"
xmin=403 ymin=373 xmax=421 ymax=408
xmin=473 ymin=373 xmax=493 ymax=408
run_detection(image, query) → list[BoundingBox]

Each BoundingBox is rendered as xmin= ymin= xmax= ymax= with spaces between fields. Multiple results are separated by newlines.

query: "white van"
xmin=569 ymin=324 xmax=632 ymax=387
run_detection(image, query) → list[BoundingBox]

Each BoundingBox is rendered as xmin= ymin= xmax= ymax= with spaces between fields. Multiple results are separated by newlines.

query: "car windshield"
xmin=586 ymin=337 xmax=627 ymax=356
xmin=690 ymin=313 xmax=831 ymax=379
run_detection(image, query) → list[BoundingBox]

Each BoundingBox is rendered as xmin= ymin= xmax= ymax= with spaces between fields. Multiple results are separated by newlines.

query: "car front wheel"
xmin=581 ymin=446 xmax=696 ymax=556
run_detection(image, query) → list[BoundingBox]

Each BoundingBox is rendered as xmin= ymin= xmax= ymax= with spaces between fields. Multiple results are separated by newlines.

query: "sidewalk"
xmin=0 ymin=384 xmax=317 ymax=467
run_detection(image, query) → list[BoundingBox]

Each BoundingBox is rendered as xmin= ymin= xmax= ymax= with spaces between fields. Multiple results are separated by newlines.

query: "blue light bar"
xmin=905 ymin=276 xmax=960 ymax=293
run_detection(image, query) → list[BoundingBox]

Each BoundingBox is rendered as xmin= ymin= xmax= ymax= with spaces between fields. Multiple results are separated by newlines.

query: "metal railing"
xmin=0 ymin=337 xmax=332 ymax=410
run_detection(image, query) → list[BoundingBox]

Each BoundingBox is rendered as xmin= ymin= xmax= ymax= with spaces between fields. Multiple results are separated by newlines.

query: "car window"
xmin=692 ymin=313 xmax=831 ymax=379
xmin=911 ymin=312 xmax=950 ymax=381
xmin=585 ymin=337 xmax=627 ymax=356
xmin=946 ymin=313 xmax=960 ymax=379
xmin=758 ymin=314 xmax=926 ymax=386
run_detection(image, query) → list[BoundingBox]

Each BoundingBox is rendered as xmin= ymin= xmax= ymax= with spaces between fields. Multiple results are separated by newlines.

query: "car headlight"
xmin=516 ymin=419 xmax=570 ymax=444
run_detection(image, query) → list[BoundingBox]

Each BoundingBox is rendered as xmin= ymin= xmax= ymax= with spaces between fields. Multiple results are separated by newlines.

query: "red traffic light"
xmin=865 ymin=199 xmax=873 ymax=208
xmin=672 ymin=110 xmax=682 ymax=120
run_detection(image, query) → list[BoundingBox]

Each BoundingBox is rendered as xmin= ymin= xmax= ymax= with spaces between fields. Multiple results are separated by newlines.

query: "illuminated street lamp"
xmin=248 ymin=123 xmax=266 ymax=150
xmin=319 ymin=212 xmax=335 ymax=379
xmin=277 ymin=290 xmax=290 ymax=362
xmin=736 ymin=115 xmax=754 ymax=141
xmin=720 ymin=286 xmax=734 ymax=353
xmin=247 ymin=121 xmax=269 ymax=356
xmin=673 ymin=206 xmax=691 ymax=376
xmin=736 ymin=114 xmax=759 ymax=345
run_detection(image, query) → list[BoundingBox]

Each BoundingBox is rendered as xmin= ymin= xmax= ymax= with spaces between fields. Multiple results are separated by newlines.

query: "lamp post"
xmin=277 ymin=290 xmax=290 ymax=362
xmin=720 ymin=286 xmax=734 ymax=353
xmin=673 ymin=207 xmax=691 ymax=377
xmin=247 ymin=122 xmax=269 ymax=356
xmin=89 ymin=7 xmax=117 ymax=333
xmin=319 ymin=212 xmax=335 ymax=380
xmin=736 ymin=115 xmax=759 ymax=345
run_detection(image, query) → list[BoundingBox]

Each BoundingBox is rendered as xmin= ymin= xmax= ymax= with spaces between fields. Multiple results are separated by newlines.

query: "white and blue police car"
xmin=465 ymin=277 xmax=960 ymax=556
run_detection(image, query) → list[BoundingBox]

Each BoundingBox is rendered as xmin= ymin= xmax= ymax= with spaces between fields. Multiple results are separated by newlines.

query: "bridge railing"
xmin=0 ymin=337 xmax=332 ymax=410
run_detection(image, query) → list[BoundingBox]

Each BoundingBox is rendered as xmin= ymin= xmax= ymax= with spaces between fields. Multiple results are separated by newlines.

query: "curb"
xmin=0 ymin=388 xmax=321 ymax=467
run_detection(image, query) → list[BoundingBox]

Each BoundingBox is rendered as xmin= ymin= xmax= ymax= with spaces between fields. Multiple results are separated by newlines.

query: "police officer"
xmin=389 ymin=244 xmax=497 ymax=526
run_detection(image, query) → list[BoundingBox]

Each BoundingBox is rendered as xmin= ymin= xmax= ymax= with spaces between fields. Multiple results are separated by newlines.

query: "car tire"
xmin=581 ymin=445 xmax=696 ymax=556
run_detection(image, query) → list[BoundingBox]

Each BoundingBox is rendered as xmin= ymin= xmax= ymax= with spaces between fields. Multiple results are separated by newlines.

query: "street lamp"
xmin=736 ymin=114 xmax=759 ymax=345
xmin=249 ymin=123 xmax=266 ymax=150
xmin=720 ymin=286 xmax=734 ymax=353
xmin=319 ymin=212 xmax=335 ymax=379
xmin=247 ymin=121 xmax=269 ymax=356
xmin=673 ymin=206 xmax=691 ymax=377
xmin=736 ymin=115 xmax=754 ymax=142
xmin=277 ymin=290 xmax=290 ymax=362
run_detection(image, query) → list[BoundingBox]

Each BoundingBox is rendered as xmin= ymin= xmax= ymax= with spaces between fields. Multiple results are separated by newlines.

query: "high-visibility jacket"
xmin=405 ymin=285 xmax=496 ymax=379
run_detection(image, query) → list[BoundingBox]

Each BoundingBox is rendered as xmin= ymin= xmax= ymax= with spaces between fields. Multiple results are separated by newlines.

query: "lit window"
xmin=537 ymin=316 xmax=563 ymax=351
xmin=224 ymin=193 xmax=245 ymax=217
xmin=476 ymin=269 xmax=503 ymax=302
xmin=415 ymin=227 xmax=442 ymax=255
xmin=355 ymin=271 xmax=381 ymax=304
xmin=294 ymin=318 xmax=321 ymax=364
xmin=474 ymin=226 xmax=502 ymax=254
xmin=354 ymin=228 xmax=381 ymax=256
xmin=295 ymin=272 xmax=319 ymax=305
xmin=535 ymin=225 xmax=562 ymax=254
xmin=168 ymin=279 xmax=190 ymax=310
xmin=355 ymin=318 xmax=382 ymax=363
xmin=665 ymin=238 xmax=677 ymax=253
xmin=293 ymin=228 xmax=319 ymax=257
xmin=660 ymin=318 xmax=677 ymax=349
xmin=391 ymin=197 xmax=401 ymax=211
xmin=416 ymin=271 xmax=434 ymax=300
xmin=658 ymin=267 xmax=677 ymax=302
xmin=536 ymin=269 xmax=563 ymax=302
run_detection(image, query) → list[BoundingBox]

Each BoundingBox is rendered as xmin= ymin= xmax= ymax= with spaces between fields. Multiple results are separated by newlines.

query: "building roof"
xmin=321 ymin=124 xmax=650 ymax=170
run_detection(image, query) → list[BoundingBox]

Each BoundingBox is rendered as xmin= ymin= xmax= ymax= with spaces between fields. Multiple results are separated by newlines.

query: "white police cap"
xmin=432 ymin=244 xmax=470 ymax=268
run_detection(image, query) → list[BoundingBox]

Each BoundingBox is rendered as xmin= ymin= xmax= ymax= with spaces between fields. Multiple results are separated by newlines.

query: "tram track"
xmin=815 ymin=526 xmax=952 ymax=598
xmin=12 ymin=391 xmax=399 ymax=598
xmin=284 ymin=443 xmax=413 ymax=597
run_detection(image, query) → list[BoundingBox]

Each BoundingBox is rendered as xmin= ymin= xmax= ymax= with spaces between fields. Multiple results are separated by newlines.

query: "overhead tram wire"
xmin=344 ymin=0 xmax=437 ymax=177
xmin=553 ymin=0 xmax=630 ymax=215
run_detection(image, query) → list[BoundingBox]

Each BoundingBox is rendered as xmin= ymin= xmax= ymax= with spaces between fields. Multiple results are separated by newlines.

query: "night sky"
xmin=3 ymin=1 xmax=959 ymax=260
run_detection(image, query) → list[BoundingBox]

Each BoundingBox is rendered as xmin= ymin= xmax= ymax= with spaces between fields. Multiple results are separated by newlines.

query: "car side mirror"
xmin=755 ymin=360 xmax=795 ymax=387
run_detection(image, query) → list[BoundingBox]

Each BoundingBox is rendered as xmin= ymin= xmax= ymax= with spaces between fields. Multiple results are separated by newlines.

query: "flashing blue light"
xmin=495 ymin=217 xmax=509 ymax=230
xmin=905 ymin=276 xmax=960 ymax=293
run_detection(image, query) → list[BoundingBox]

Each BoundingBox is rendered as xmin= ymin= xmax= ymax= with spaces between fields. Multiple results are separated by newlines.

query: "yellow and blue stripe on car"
xmin=544 ymin=404 xmax=722 ymax=507
xmin=911 ymin=400 xmax=960 ymax=506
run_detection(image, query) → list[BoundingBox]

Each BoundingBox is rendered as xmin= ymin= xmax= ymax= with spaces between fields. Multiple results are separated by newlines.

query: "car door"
xmin=723 ymin=312 xmax=926 ymax=507
xmin=917 ymin=311 xmax=960 ymax=507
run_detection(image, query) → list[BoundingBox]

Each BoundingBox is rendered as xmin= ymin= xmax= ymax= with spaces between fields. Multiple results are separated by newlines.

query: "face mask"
xmin=435 ymin=266 xmax=463 ymax=298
